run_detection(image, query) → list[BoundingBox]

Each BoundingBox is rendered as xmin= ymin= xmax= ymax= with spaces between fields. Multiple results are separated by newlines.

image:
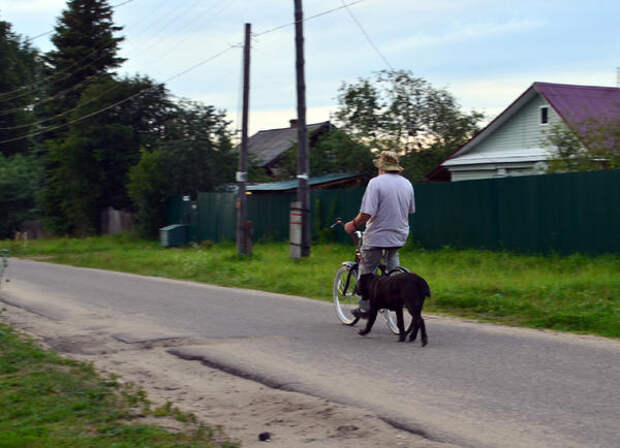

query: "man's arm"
xmin=344 ymin=213 xmax=371 ymax=234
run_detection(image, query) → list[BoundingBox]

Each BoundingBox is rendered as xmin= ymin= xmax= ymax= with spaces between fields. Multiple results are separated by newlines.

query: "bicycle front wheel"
xmin=333 ymin=265 xmax=360 ymax=326
xmin=382 ymin=266 xmax=412 ymax=335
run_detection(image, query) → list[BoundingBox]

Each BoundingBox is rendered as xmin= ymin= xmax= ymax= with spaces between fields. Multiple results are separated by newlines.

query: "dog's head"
xmin=357 ymin=273 xmax=377 ymax=299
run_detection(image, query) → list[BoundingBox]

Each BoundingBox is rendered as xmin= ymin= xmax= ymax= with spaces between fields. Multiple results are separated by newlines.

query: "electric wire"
xmin=2 ymin=0 xmax=366 ymax=103
xmin=0 ymin=0 xmax=145 ymax=101
xmin=0 ymin=45 xmax=238 ymax=145
xmin=0 ymin=0 xmax=371 ymax=144
xmin=340 ymin=0 xmax=393 ymax=70
xmin=132 ymin=0 xmax=205 ymax=56
xmin=23 ymin=0 xmax=140 ymax=44
xmin=0 ymin=76 xmax=123 ymax=130
xmin=0 ymin=45 xmax=121 ymax=102
xmin=253 ymin=0 xmax=368 ymax=39
xmin=144 ymin=0 xmax=236 ymax=62
xmin=0 ymin=0 xmax=214 ymax=103
xmin=0 ymin=0 xmax=235 ymax=127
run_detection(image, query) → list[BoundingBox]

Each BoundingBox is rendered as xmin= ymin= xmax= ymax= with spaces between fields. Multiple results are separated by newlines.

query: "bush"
xmin=127 ymin=148 xmax=168 ymax=239
xmin=0 ymin=153 xmax=42 ymax=239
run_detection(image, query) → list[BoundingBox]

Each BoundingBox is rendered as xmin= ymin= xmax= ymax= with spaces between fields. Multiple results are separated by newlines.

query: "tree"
xmin=35 ymin=0 xmax=128 ymax=235
xmin=0 ymin=18 xmax=40 ymax=156
xmin=270 ymin=129 xmax=375 ymax=180
xmin=38 ymin=75 xmax=175 ymax=235
xmin=0 ymin=153 xmax=42 ymax=239
xmin=127 ymin=100 xmax=236 ymax=238
xmin=42 ymin=0 xmax=125 ymax=122
xmin=542 ymin=118 xmax=620 ymax=173
xmin=160 ymin=99 xmax=236 ymax=194
xmin=334 ymin=70 xmax=483 ymax=182
xmin=127 ymin=148 xmax=168 ymax=238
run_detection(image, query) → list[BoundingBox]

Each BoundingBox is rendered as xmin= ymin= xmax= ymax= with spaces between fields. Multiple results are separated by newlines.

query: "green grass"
xmin=0 ymin=321 xmax=239 ymax=448
xmin=4 ymin=234 xmax=619 ymax=338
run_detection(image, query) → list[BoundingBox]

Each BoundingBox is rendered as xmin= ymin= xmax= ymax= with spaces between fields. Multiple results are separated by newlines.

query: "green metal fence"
xmin=167 ymin=169 xmax=620 ymax=255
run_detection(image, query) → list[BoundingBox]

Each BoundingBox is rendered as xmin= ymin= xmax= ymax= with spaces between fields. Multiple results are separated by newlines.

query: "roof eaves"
xmin=426 ymin=83 xmax=539 ymax=180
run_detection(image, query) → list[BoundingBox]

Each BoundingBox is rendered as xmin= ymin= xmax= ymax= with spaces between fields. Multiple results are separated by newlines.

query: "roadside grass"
xmin=3 ymin=234 xmax=619 ymax=338
xmin=0 ymin=321 xmax=239 ymax=448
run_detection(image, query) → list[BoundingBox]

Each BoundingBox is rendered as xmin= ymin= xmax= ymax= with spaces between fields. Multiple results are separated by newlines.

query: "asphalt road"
xmin=2 ymin=259 xmax=619 ymax=448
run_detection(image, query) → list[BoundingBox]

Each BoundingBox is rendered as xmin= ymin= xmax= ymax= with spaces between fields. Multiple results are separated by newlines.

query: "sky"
xmin=1 ymin=0 xmax=619 ymax=135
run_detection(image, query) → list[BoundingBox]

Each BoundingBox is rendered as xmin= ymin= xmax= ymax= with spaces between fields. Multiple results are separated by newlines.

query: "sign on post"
xmin=290 ymin=201 xmax=303 ymax=258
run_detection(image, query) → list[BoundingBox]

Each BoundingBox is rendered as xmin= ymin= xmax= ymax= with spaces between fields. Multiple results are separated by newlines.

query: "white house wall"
xmin=473 ymin=94 xmax=561 ymax=155
xmin=449 ymin=164 xmax=544 ymax=182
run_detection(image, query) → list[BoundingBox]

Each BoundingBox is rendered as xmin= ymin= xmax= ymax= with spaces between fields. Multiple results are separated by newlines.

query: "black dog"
xmin=357 ymin=272 xmax=431 ymax=345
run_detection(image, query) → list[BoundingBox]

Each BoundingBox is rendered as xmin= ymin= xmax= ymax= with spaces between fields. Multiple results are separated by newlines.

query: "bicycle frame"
xmin=331 ymin=218 xmax=409 ymax=333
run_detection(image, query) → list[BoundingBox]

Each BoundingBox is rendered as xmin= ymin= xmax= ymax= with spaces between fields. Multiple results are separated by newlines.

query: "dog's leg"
xmin=396 ymin=308 xmax=406 ymax=342
xmin=405 ymin=308 xmax=415 ymax=335
xmin=419 ymin=317 xmax=428 ymax=347
xmin=358 ymin=309 xmax=378 ymax=336
xmin=409 ymin=315 xmax=420 ymax=342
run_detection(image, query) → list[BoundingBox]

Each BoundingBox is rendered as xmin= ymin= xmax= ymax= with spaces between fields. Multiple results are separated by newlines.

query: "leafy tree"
xmin=127 ymin=100 xmax=236 ymax=238
xmin=38 ymin=75 xmax=175 ymax=235
xmin=160 ymin=100 xmax=236 ymax=194
xmin=38 ymin=132 xmax=103 ymax=236
xmin=333 ymin=79 xmax=383 ymax=139
xmin=127 ymin=148 xmax=168 ymax=238
xmin=542 ymin=118 xmax=620 ymax=173
xmin=270 ymin=128 xmax=375 ymax=180
xmin=334 ymin=70 xmax=483 ymax=182
xmin=0 ymin=153 xmax=42 ymax=239
xmin=0 ymin=18 xmax=40 ymax=156
xmin=74 ymin=75 xmax=174 ymax=209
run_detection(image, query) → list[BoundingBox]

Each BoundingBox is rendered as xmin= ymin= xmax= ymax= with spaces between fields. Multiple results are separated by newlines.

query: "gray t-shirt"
xmin=360 ymin=173 xmax=415 ymax=248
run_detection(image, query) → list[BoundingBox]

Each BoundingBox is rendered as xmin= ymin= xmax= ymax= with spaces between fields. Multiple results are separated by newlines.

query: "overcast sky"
xmin=2 ymin=0 xmax=619 ymax=134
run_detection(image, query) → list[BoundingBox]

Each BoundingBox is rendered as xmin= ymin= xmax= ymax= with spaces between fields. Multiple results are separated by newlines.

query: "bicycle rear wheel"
xmin=333 ymin=265 xmax=360 ymax=326
xmin=382 ymin=266 xmax=412 ymax=334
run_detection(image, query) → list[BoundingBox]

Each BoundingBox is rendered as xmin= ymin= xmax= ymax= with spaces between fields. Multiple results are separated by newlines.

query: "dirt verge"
xmin=1 ymin=302 xmax=462 ymax=448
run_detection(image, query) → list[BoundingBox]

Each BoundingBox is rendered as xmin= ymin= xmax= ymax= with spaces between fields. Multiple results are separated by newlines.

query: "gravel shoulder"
xmin=0 ymin=301 xmax=462 ymax=448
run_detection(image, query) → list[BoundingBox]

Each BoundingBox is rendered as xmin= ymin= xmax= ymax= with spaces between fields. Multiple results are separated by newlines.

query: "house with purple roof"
xmin=426 ymin=82 xmax=620 ymax=182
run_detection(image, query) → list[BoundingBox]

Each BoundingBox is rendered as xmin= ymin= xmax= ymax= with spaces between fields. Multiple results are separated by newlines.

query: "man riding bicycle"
xmin=344 ymin=150 xmax=415 ymax=319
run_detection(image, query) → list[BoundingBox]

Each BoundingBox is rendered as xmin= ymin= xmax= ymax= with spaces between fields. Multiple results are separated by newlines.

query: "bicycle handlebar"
xmin=330 ymin=217 xmax=362 ymax=249
xmin=329 ymin=218 xmax=344 ymax=229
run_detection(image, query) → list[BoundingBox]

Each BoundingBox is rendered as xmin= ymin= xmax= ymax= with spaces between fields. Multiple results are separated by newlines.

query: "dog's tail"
xmin=418 ymin=276 xmax=431 ymax=298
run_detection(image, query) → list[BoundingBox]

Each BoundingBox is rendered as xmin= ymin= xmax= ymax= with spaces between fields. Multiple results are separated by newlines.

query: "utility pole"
xmin=294 ymin=0 xmax=310 ymax=257
xmin=237 ymin=23 xmax=251 ymax=255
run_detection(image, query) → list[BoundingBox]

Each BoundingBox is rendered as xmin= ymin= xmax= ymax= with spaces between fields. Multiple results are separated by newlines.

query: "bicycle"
xmin=330 ymin=219 xmax=409 ymax=334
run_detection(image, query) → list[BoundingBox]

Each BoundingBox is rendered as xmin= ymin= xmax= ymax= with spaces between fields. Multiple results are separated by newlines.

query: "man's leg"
xmin=384 ymin=248 xmax=401 ymax=273
xmin=360 ymin=247 xmax=382 ymax=275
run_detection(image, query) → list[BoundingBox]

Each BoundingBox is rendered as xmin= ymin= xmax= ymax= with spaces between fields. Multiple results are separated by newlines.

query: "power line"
xmin=253 ymin=0 xmax=368 ymax=38
xmin=0 ymin=45 xmax=239 ymax=145
xmin=0 ymin=0 xmax=371 ymax=144
xmin=1 ymin=1 xmax=238 ymax=125
xmin=0 ymin=0 xmax=221 ymax=102
xmin=23 ymin=0 xmax=140 ymax=44
xmin=142 ymin=0 xmax=237 ymax=62
xmin=1 ymin=0 xmax=367 ymax=102
xmin=131 ymin=0 xmax=205 ymax=56
xmin=340 ymin=0 xmax=393 ymax=70
xmin=0 ymin=76 xmax=122 ymax=130
xmin=0 ymin=0 xmax=143 ymax=101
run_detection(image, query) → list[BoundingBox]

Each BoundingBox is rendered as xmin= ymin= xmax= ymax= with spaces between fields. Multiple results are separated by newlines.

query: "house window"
xmin=540 ymin=106 xmax=549 ymax=125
